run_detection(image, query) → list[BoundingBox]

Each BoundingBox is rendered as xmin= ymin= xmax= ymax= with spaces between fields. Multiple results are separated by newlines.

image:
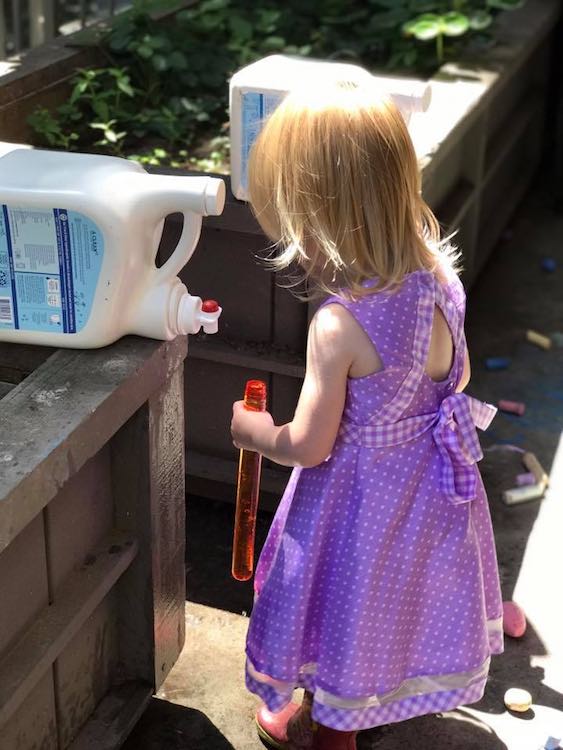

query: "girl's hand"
xmin=231 ymin=401 xmax=275 ymax=452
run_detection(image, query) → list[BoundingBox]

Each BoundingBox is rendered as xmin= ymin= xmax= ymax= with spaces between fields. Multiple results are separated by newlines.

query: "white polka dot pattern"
xmin=245 ymin=270 xmax=504 ymax=731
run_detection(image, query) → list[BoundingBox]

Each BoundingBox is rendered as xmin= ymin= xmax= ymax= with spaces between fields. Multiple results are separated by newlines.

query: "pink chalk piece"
xmin=503 ymin=601 xmax=527 ymax=638
xmin=498 ymin=399 xmax=526 ymax=416
xmin=516 ymin=472 xmax=536 ymax=487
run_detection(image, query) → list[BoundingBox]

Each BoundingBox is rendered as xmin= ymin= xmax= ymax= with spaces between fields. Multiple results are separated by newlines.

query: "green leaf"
xmin=137 ymin=44 xmax=153 ymax=59
xmin=92 ymin=99 xmax=110 ymax=121
xmin=168 ymin=51 xmax=188 ymax=70
xmin=117 ymin=78 xmax=135 ymax=96
xmin=469 ymin=10 xmax=493 ymax=30
xmin=105 ymin=129 xmax=118 ymax=143
xmin=408 ymin=15 xmax=441 ymax=40
xmin=262 ymin=36 xmax=286 ymax=51
xmin=229 ymin=15 xmax=253 ymax=42
xmin=152 ymin=54 xmax=169 ymax=72
xmin=440 ymin=12 xmax=470 ymax=37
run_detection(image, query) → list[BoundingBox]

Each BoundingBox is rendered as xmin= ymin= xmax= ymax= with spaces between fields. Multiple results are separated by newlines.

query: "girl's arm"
xmin=231 ymin=304 xmax=356 ymax=468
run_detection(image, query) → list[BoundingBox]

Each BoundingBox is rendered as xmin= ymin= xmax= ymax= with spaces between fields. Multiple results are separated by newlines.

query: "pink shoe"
xmin=256 ymin=702 xmax=301 ymax=749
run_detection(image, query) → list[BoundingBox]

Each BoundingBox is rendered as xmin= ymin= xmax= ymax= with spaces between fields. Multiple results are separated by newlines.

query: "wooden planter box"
xmin=0 ymin=337 xmax=187 ymax=749
xmin=0 ymin=0 xmax=560 ymax=507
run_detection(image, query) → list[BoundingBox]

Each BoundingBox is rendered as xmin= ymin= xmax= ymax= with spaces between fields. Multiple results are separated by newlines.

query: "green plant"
xmin=27 ymin=0 xmax=526 ymax=168
xmin=402 ymin=0 xmax=525 ymax=63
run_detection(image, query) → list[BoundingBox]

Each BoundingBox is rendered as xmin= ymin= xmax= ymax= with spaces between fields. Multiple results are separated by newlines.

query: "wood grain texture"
xmin=67 ymin=682 xmax=153 ymax=750
xmin=112 ymin=364 xmax=187 ymax=690
xmin=0 ymin=336 xmax=187 ymax=554
xmin=0 ymin=531 xmax=137 ymax=726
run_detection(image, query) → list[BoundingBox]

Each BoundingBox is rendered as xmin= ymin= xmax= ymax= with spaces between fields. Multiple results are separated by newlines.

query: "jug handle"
xmin=155 ymin=210 xmax=203 ymax=282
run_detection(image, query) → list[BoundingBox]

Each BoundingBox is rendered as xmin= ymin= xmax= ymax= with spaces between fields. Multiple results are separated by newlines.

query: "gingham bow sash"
xmin=338 ymin=393 xmax=497 ymax=505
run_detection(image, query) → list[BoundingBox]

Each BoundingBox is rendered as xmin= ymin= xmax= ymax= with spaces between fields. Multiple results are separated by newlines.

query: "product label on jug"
xmin=0 ymin=206 xmax=104 ymax=334
xmin=241 ymin=90 xmax=284 ymax=194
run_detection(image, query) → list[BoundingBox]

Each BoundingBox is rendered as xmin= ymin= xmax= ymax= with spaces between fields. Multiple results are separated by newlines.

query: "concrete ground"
xmin=123 ymin=180 xmax=563 ymax=750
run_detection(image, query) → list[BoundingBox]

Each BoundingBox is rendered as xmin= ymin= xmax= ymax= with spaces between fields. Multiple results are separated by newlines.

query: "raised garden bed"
xmin=0 ymin=336 xmax=187 ymax=749
xmin=0 ymin=0 xmax=560 ymax=505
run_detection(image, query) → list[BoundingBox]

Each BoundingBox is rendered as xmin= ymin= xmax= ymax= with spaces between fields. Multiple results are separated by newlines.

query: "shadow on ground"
xmin=358 ymin=709 xmax=508 ymax=749
xmin=123 ymin=698 xmax=235 ymax=750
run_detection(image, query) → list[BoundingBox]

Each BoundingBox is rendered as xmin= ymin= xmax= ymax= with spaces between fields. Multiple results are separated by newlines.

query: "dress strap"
xmin=367 ymin=272 xmax=436 ymax=424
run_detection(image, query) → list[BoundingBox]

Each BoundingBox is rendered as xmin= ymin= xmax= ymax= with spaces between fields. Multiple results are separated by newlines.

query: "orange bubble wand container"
xmin=232 ymin=379 xmax=267 ymax=581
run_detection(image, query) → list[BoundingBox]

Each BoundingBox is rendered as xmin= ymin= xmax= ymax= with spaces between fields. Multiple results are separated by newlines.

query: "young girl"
xmin=231 ymin=74 xmax=503 ymax=750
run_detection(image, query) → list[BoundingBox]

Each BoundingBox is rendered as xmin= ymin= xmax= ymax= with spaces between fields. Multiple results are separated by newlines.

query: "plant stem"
xmin=436 ymin=32 xmax=444 ymax=62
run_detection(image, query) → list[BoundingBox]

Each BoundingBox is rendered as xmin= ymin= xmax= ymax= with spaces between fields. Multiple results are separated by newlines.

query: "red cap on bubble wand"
xmin=232 ymin=380 xmax=267 ymax=581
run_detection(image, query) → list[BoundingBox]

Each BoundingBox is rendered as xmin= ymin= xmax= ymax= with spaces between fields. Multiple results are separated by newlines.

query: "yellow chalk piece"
xmin=522 ymin=452 xmax=549 ymax=487
xmin=504 ymin=687 xmax=532 ymax=712
xmin=526 ymin=330 xmax=552 ymax=350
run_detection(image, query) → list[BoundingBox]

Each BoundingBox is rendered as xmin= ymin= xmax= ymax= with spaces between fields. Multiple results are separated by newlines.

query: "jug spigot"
xmin=200 ymin=299 xmax=221 ymax=334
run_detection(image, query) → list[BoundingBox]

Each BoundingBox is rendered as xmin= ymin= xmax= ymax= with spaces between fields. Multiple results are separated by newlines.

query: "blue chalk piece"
xmin=485 ymin=357 xmax=511 ymax=371
xmin=544 ymin=738 xmax=561 ymax=750
xmin=541 ymin=258 xmax=557 ymax=273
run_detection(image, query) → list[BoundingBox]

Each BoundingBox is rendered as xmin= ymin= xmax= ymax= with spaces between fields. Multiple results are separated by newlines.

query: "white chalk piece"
xmin=526 ymin=329 xmax=552 ymax=350
xmin=503 ymin=484 xmax=546 ymax=505
xmin=522 ymin=452 xmax=549 ymax=487
xmin=504 ymin=687 xmax=532 ymax=712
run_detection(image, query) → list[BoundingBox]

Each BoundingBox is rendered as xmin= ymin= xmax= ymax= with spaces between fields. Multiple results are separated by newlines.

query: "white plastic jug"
xmin=230 ymin=55 xmax=432 ymax=201
xmin=0 ymin=142 xmax=225 ymax=348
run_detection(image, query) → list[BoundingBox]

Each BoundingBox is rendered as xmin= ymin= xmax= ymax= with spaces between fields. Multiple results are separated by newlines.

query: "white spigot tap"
xmin=199 ymin=299 xmax=222 ymax=334
xmin=176 ymin=293 xmax=222 ymax=335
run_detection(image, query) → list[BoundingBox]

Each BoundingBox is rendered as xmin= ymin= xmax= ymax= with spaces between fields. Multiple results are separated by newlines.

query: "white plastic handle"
xmin=157 ymin=209 xmax=203 ymax=282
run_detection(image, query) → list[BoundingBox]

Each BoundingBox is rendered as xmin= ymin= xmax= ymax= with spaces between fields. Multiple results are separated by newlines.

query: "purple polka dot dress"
xmin=245 ymin=268 xmax=503 ymax=731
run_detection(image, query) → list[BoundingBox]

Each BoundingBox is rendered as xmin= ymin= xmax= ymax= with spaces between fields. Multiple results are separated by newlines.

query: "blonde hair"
xmin=248 ymin=74 xmax=459 ymax=299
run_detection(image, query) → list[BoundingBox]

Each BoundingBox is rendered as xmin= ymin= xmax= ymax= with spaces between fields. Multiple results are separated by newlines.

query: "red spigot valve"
xmin=202 ymin=299 xmax=220 ymax=313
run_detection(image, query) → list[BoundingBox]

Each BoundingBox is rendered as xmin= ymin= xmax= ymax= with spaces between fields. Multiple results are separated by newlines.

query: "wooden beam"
xmin=0 ymin=336 xmax=187 ymax=554
xmin=0 ymin=531 xmax=137 ymax=725
xmin=68 ymin=681 xmax=153 ymax=750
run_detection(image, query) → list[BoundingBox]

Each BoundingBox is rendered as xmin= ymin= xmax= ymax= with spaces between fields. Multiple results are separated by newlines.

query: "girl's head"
xmin=248 ymin=72 xmax=457 ymax=297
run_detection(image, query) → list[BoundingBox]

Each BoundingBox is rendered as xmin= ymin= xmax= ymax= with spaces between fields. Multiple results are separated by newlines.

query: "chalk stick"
xmin=504 ymin=687 xmax=532 ymax=712
xmin=485 ymin=357 xmax=511 ymax=371
xmin=522 ymin=452 xmax=549 ymax=487
xmin=503 ymin=483 xmax=546 ymax=505
xmin=516 ymin=472 xmax=536 ymax=486
xmin=502 ymin=601 xmax=527 ymax=638
xmin=498 ymin=399 xmax=526 ymax=416
xmin=541 ymin=258 xmax=557 ymax=273
xmin=526 ymin=330 xmax=552 ymax=350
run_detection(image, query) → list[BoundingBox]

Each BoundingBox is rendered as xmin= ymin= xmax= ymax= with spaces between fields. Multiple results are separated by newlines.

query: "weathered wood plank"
xmin=45 ymin=447 xmax=113 ymax=595
xmin=112 ymin=365 xmax=187 ymax=690
xmin=0 ymin=514 xmax=49 ymax=659
xmin=0 ymin=381 xmax=16 ymax=398
xmin=186 ymin=449 xmax=289 ymax=497
xmin=0 ymin=672 xmax=58 ymax=750
xmin=188 ymin=337 xmax=305 ymax=379
xmin=0 ymin=531 xmax=137 ymax=725
xmin=112 ymin=406 xmax=157 ymax=686
xmin=67 ymin=681 xmax=153 ymax=750
xmin=148 ymin=367 xmax=186 ymax=690
xmin=0 ymin=336 xmax=187 ymax=554
xmin=56 ymin=594 xmax=120 ymax=748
